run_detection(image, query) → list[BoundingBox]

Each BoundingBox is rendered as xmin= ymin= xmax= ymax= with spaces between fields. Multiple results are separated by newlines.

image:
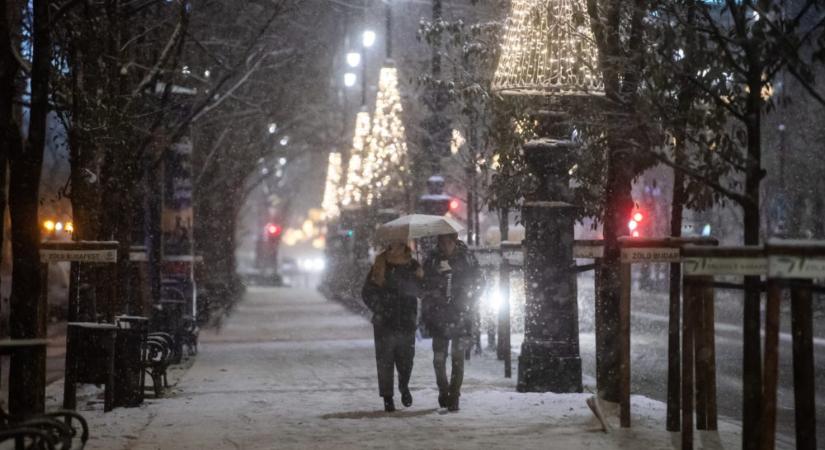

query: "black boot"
xmin=447 ymin=394 xmax=460 ymax=412
xmin=400 ymin=387 xmax=412 ymax=407
xmin=438 ymin=393 xmax=449 ymax=408
xmin=383 ymin=396 xmax=396 ymax=412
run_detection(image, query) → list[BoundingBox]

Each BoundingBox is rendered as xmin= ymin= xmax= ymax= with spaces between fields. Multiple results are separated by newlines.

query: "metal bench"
xmin=0 ymin=406 xmax=89 ymax=450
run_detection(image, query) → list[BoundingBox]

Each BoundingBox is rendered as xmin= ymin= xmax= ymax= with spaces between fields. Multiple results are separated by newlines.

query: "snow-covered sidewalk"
xmin=47 ymin=286 xmax=743 ymax=449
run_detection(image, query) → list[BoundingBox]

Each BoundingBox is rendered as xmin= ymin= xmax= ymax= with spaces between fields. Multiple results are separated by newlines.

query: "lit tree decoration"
xmin=341 ymin=110 xmax=372 ymax=206
xmin=492 ymin=0 xmax=603 ymax=96
xmin=321 ymin=151 xmax=343 ymax=218
xmin=366 ymin=62 xmax=410 ymax=205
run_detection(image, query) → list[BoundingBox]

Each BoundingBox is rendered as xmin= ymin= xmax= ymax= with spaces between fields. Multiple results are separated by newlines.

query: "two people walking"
xmin=361 ymin=233 xmax=481 ymax=413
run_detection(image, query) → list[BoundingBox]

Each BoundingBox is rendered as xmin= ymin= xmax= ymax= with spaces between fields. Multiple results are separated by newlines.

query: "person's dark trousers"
xmin=373 ymin=326 xmax=415 ymax=397
xmin=432 ymin=336 xmax=469 ymax=398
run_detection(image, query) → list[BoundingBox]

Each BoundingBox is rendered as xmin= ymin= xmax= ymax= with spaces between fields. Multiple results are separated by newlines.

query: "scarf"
xmin=370 ymin=245 xmax=422 ymax=287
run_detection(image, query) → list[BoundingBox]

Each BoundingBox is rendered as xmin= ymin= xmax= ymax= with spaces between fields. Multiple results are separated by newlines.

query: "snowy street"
xmin=46 ymin=286 xmax=745 ymax=449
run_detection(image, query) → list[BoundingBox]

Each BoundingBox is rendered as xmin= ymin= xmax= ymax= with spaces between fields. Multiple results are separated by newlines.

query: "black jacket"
xmin=421 ymin=241 xmax=482 ymax=338
xmin=361 ymin=259 xmax=421 ymax=332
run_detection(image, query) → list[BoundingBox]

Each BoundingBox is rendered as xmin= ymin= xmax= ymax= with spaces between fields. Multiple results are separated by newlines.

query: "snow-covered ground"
xmin=45 ymin=287 xmax=747 ymax=449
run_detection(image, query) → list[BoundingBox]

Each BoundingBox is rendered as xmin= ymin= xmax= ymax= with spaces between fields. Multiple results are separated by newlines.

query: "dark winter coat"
xmin=361 ymin=259 xmax=421 ymax=332
xmin=421 ymin=241 xmax=482 ymax=338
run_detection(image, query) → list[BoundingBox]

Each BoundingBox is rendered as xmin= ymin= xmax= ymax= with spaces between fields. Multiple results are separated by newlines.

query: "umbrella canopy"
xmin=375 ymin=214 xmax=465 ymax=242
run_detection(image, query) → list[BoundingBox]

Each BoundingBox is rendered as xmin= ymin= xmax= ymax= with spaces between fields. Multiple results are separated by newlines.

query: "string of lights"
xmin=366 ymin=64 xmax=410 ymax=204
xmin=492 ymin=0 xmax=603 ymax=96
xmin=340 ymin=111 xmax=372 ymax=206
xmin=321 ymin=152 xmax=343 ymax=219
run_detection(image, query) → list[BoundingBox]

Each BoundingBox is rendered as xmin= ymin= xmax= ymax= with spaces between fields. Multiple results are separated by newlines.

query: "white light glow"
xmin=268 ymin=123 xmax=277 ymax=134
xmin=363 ymin=30 xmax=376 ymax=48
xmin=346 ymin=52 xmax=361 ymax=68
xmin=344 ymin=72 xmax=357 ymax=87
xmin=482 ymin=286 xmax=504 ymax=313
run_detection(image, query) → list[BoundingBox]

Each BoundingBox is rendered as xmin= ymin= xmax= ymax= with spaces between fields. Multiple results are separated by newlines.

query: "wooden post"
xmin=63 ymin=325 xmax=77 ymax=410
xmin=68 ymin=262 xmax=80 ymax=322
xmin=666 ymin=260 xmax=681 ymax=431
xmin=701 ymin=278 xmax=717 ymax=430
xmin=693 ymin=280 xmax=707 ymax=431
xmin=681 ymin=277 xmax=695 ymax=450
xmin=760 ymin=280 xmax=781 ymax=450
xmin=499 ymin=261 xmax=512 ymax=378
xmin=790 ymin=281 xmax=816 ymax=450
xmin=619 ymin=261 xmax=631 ymax=428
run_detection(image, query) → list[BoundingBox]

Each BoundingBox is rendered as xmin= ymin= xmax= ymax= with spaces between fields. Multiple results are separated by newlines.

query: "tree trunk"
xmin=740 ymin=69 xmax=764 ymax=449
xmin=0 ymin=0 xmax=20 ymax=316
xmin=595 ymin=144 xmax=635 ymax=403
xmin=8 ymin=0 xmax=50 ymax=416
xmin=666 ymin=136 xmax=687 ymax=430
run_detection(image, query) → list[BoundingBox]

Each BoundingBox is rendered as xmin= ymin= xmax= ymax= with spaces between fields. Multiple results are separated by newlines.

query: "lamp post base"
xmin=517 ymin=340 xmax=583 ymax=393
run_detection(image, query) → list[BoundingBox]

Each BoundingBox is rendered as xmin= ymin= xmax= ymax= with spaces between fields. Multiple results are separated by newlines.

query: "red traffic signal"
xmin=265 ymin=223 xmax=282 ymax=237
xmin=628 ymin=209 xmax=644 ymax=237
xmin=449 ymin=199 xmax=459 ymax=211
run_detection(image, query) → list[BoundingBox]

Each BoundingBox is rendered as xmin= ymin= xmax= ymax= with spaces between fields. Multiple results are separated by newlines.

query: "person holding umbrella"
xmin=361 ymin=241 xmax=423 ymax=412
xmin=421 ymin=233 xmax=482 ymax=412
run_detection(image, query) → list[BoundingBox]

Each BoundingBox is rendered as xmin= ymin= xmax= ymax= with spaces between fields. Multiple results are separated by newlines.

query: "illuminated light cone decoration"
xmin=321 ymin=151 xmax=343 ymax=219
xmin=366 ymin=62 xmax=410 ymax=206
xmin=492 ymin=0 xmax=603 ymax=96
xmin=341 ymin=110 xmax=372 ymax=206
xmin=492 ymin=0 xmax=602 ymax=394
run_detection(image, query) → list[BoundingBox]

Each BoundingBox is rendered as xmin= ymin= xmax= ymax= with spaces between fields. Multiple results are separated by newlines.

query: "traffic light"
xmin=449 ymin=199 xmax=459 ymax=211
xmin=628 ymin=209 xmax=644 ymax=238
xmin=265 ymin=223 xmax=282 ymax=240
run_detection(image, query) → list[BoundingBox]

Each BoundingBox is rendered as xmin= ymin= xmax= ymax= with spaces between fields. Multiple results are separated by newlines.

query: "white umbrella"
xmin=375 ymin=214 xmax=465 ymax=242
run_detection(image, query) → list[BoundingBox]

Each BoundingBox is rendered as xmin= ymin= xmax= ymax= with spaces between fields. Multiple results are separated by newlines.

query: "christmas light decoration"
xmin=341 ymin=111 xmax=372 ymax=206
xmin=451 ymin=129 xmax=465 ymax=155
xmin=321 ymin=152 xmax=343 ymax=218
xmin=366 ymin=63 xmax=410 ymax=205
xmin=492 ymin=0 xmax=603 ymax=96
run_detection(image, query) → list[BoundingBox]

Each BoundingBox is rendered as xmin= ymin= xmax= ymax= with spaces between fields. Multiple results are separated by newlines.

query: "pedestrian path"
xmin=50 ymin=287 xmax=744 ymax=449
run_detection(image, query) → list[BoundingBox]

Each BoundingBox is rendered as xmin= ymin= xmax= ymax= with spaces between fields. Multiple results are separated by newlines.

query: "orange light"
xmin=43 ymin=220 xmax=55 ymax=231
xmin=65 ymin=222 xmax=74 ymax=233
xmin=633 ymin=212 xmax=644 ymax=222
xmin=628 ymin=220 xmax=638 ymax=232
xmin=449 ymin=199 xmax=459 ymax=210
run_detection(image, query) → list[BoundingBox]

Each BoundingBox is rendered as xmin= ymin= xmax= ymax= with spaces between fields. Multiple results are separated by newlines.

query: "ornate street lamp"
xmin=492 ymin=0 xmax=602 ymax=96
xmin=492 ymin=0 xmax=602 ymax=394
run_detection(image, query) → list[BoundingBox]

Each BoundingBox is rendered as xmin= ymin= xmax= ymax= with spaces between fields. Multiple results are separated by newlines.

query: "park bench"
xmin=0 ymin=406 xmax=89 ymax=450
xmin=143 ymin=332 xmax=174 ymax=397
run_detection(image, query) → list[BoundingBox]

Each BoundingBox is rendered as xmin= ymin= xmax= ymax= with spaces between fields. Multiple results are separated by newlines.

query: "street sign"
xmin=500 ymin=243 xmax=524 ymax=267
xmin=472 ymin=249 xmax=502 ymax=268
xmin=40 ymin=248 xmax=117 ymax=263
xmin=768 ymin=255 xmax=825 ymax=279
xmin=683 ymin=257 xmax=766 ymax=276
xmin=129 ymin=251 xmax=148 ymax=262
xmin=573 ymin=244 xmax=603 ymax=259
xmin=621 ymin=247 xmax=680 ymax=263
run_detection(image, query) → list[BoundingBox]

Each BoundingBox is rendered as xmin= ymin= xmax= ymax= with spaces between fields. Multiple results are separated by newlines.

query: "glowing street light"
xmin=344 ymin=72 xmax=357 ymax=87
xmin=268 ymin=122 xmax=278 ymax=134
xmin=346 ymin=52 xmax=361 ymax=68
xmin=362 ymin=30 xmax=376 ymax=48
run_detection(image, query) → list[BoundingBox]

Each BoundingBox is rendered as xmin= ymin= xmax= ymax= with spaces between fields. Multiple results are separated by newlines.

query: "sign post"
xmin=617 ymin=237 xmax=717 ymax=429
xmin=681 ymin=245 xmax=764 ymax=450
xmin=763 ymin=241 xmax=824 ymax=450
